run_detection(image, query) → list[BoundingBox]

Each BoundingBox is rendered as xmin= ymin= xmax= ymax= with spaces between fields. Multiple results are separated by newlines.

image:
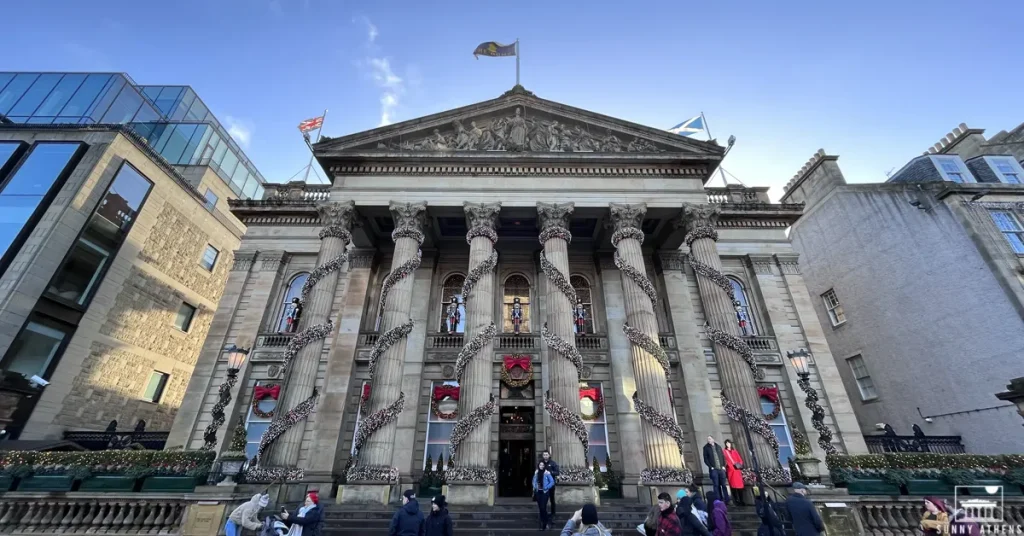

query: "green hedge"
xmin=827 ymin=454 xmax=1024 ymax=485
xmin=0 ymin=450 xmax=215 ymax=480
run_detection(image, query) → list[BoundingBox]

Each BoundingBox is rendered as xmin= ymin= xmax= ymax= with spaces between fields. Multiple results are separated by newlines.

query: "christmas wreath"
xmin=251 ymin=384 xmax=280 ymax=418
xmin=431 ymin=385 xmax=460 ymax=420
xmin=758 ymin=386 xmax=781 ymax=421
xmin=359 ymin=383 xmax=371 ymax=413
xmin=501 ymin=355 xmax=533 ymax=388
xmin=579 ymin=387 xmax=605 ymax=420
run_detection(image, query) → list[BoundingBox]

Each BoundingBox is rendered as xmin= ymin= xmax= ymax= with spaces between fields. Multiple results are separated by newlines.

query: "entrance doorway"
xmin=498 ymin=406 xmax=535 ymax=497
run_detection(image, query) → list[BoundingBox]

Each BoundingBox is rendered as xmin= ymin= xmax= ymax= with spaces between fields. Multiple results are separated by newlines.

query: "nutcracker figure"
xmin=284 ymin=297 xmax=302 ymax=333
xmin=446 ymin=295 xmax=462 ymax=333
xmin=736 ymin=305 xmax=750 ymax=336
xmin=573 ymin=298 xmax=587 ymax=334
xmin=510 ymin=296 xmax=524 ymax=335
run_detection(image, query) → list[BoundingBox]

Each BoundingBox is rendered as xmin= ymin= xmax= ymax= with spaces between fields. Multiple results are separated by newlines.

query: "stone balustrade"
xmin=574 ymin=334 xmax=608 ymax=350
xmin=743 ymin=335 xmax=778 ymax=351
xmin=854 ymin=497 xmax=1024 ymax=535
xmin=261 ymin=181 xmax=331 ymax=202
xmin=705 ymin=185 xmax=771 ymax=204
xmin=0 ymin=495 xmax=187 ymax=535
xmin=496 ymin=335 xmax=539 ymax=350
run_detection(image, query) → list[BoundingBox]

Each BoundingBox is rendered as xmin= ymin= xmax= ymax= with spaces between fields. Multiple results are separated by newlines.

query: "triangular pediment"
xmin=314 ymin=87 xmax=723 ymax=158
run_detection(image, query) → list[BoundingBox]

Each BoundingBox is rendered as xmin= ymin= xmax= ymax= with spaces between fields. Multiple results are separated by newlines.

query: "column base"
xmin=339 ymin=483 xmax=394 ymax=505
xmin=554 ymin=484 xmax=600 ymax=506
xmin=445 ymin=482 xmax=495 ymax=505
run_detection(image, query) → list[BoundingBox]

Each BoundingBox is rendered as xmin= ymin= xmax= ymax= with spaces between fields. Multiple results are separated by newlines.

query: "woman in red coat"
xmin=723 ymin=440 xmax=746 ymax=506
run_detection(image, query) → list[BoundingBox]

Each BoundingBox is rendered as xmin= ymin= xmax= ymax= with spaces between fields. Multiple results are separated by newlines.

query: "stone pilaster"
xmin=267 ymin=202 xmax=355 ymax=467
xmin=610 ymin=204 xmax=689 ymax=485
xmin=681 ymin=203 xmax=781 ymax=476
xmin=342 ymin=202 xmax=427 ymax=503
xmin=537 ymin=202 xmax=596 ymax=503
xmin=447 ymin=202 xmax=501 ymax=504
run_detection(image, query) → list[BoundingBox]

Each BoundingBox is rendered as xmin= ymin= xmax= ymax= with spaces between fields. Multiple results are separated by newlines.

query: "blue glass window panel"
xmin=230 ymin=164 xmax=248 ymax=191
xmin=58 ymin=74 xmax=111 ymax=118
xmin=153 ymin=86 xmax=183 ymax=117
xmin=185 ymin=96 xmax=208 ymax=122
xmin=130 ymin=100 xmax=161 ymax=124
xmin=219 ymin=150 xmax=239 ymax=178
xmin=0 ymin=74 xmax=14 ymax=93
xmin=0 ymin=143 xmax=19 ymax=168
xmin=100 ymin=86 xmax=144 ymax=124
xmin=142 ymin=86 xmax=163 ymax=102
xmin=0 ymin=143 xmax=81 ymax=258
xmin=253 ymin=184 xmax=265 ymax=201
xmin=85 ymin=75 xmax=124 ymax=122
xmin=95 ymin=163 xmax=152 ymax=230
xmin=211 ymin=136 xmax=229 ymax=168
xmin=25 ymin=117 xmax=54 ymax=125
xmin=242 ymin=174 xmax=259 ymax=198
xmin=8 ymin=73 xmax=61 ymax=117
xmin=131 ymin=122 xmax=158 ymax=141
xmin=200 ymin=132 xmax=222 ymax=165
xmin=158 ymin=124 xmax=198 ymax=165
xmin=0 ymin=74 xmax=40 ymax=115
xmin=34 ymin=74 xmax=85 ymax=117
xmin=170 ymin=88 xmax=196 ymax=121
xmin=181 ymin=125 xmax=211 ymax=165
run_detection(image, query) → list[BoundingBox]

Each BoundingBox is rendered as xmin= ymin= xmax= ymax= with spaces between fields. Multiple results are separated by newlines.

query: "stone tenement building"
xmin=169 ymin=87 xmax=865 ymax=504
xmin=0 ymin=72 xmax=261 ymax=439
xmin=783 ymin=122 xmax=1024 ymax=454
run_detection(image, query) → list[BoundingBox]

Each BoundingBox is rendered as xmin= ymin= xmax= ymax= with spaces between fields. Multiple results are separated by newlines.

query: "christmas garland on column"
xmin=246 ymin=226 xmax=351 ymax=481
xmin=721 ymin=389 xmax=791 ymax=484
xmin=544 ymin=391 xmax=596 ymax=485
xmin=797 ymin=375 xmax=838 ymax=456
xmin=447 ymin=394 xmax=498 ymax=483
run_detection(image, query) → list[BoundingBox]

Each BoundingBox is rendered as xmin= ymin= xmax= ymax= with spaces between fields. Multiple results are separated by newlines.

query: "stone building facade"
xmin=168 ymin=88 xmax=865 ymax=503
xmin=0 ymin=124 xmax=245 ymax=439
xmin=783 ymin=123 xmax=1024 ymax=453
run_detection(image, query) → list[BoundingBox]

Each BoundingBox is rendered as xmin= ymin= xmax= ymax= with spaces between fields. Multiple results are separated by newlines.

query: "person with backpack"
xmin=226 ymin=494 xmax=269 ymax=536
xmin=675 ymin=490 xmax=712 ymax=536
xmin=390 ymin=490 xmax=426 ymax=536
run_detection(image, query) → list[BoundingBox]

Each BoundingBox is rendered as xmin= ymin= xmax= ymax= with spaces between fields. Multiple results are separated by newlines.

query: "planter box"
xmin=80 ymin=475 xmax=139 ymax=492
xmin=846 ymin=478 xmax=901 ymax=496
xmin=906 ymin=479 xmax=955 ymax=496
xmin=140 ymin=476 xmax=198 ymax=492
xmin=0 ymin=475 xmax=14 ymax=491
xmin=17 ymin=475 xmax=75 ymax=492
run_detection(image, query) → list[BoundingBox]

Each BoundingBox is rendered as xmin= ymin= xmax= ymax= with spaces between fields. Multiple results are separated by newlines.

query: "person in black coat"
xmin=676 ymin=494 xmax=712 ymax=536
xmin=541 ymin=449 xmax=560 ymax=517
xmin=687 ymin=484 xmax=708 ymax=514
xmin=755 ymin=494 xmax=784 ymax=536
xmin=784 ymin=483 xmax=824 ymax=536
xmin=390 ymin=490 xmax=426 ymax=536
xmin=279 ymin=491 xmax=323 ymax=536
xmin=424 ymin=495 xmax=453 ymax=536
xmin=702 ymin=436 xmax=730 ymax=505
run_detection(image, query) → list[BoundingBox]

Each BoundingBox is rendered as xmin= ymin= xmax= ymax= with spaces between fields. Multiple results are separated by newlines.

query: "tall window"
xmin=142 ymin=371 xmax=169 ymax=403
xmin=438 ymin=274 xmax=466 ymax=333
xmin=821 ymin=289 xmax=846 ymax=326
xmin=424 ymin=380 xmax=458 ymax=470
xmin=728 ymin=277 xmax=758 ymax=336
xmin=847 ymin=355 xmax=878 ymax=401
xmin=581 ymin=382 xmax=610 ymax=471
xmin=276 ymin=273 xmax=309 ymax=331
xmin=760 ymin=392 xmax=794 ymax=466
xmin=45 ymin=161 xmax=153 ymax=307
xmin=203 ymin=188 xmax=219 ymax=210
xmin=175 ymin=302 xmax=196 ymax=332
xmin=570 ymin=275 xmax=595 ymax=333
xmin=502 ymin=274 xmax=531 ymax=333
xmin=990 ymin=211 xmax=1024 ymax=254
xmin=0 ymin=315 xmax=72 ymax=381
xmin=990 ymin=157 xmax=1022 ymax=184
xmin=245 ymin=381 xmax=275 ymax=458
xmin=934 ymin=156 xmax=973 ymax=183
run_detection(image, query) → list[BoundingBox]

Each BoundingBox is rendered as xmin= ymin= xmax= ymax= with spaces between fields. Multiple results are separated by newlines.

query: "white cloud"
xmin=380 ymin=93 xmax=399 ymax=126
xmin=354 ymin=16 xmax=378 ymax=43
xmin=354 ymin=19 xmax=407 ymax=126
xmin=224 ymin=116 xmax=253 ymax=148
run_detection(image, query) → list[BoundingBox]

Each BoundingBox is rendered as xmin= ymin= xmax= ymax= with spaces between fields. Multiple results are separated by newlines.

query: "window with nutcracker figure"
xmin=502 ymin=274 xmax=531 ymax=334
xmin=438 ymin=274 xmax=466 ymax=333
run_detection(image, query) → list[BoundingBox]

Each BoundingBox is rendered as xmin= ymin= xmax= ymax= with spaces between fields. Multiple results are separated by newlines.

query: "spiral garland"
xmin=201 ymin=373 xmax=238 ymax=450
xmin=541 ymin=323 xmax=583 ymax=380
xmin=448 ymin=395 xmax=497 ymax=482
xmin=246 ymin=226 xmax=351 ymax=481
xmin=460 ymin=251 xmax=497 ymax=301
xmin=797 ymin=375 xmax=838 ymax=456
xmin=614 ymin=252 xmax=659 ymax=306
xmin=622 ymin=322 xmax=669 ymax=377
xmin=453 ymin=323 xmax=497 ymax=383
xmin=721 ymin=390 xmax=789 ymax=484
xmin=544 ymin=392 xmax=590 ymax=456
xmin=540 ymin=252 xmax=577 ymax=304
xmin=631 ymin=392 xmax=686 ymax=458
xmin=704 ymin=324 xmax=763 ymax=380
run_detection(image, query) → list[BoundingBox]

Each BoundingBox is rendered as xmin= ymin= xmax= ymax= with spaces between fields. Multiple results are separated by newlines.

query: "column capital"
xmin=348 ymin=249 xmax=377 ymax=269
xmin=680 ymin=203 xmax=720 ymax=232
xmin=537 ymin=202 xmax=574 ymax=243
xmin=231 ymin=250 xmax=259 ymax=272
xmin=316 ymin=201 xmax=356 ymax=239
xmin=258 ymin=250 xmax=287 ymax=272
xmin=775 ymin=254 xmax=801 ymax=275
xmin=464 ymin=201 xmax=501 ymax=243
xmin=389 ymin=201 xmax=428 ymax=233
xmin=658 ymin=251 xmax=686 ymax=271
xmin=609 ymin=203 xmax=647 ymax=233
xmin=748 ymin=255 xmax=775 ymax=275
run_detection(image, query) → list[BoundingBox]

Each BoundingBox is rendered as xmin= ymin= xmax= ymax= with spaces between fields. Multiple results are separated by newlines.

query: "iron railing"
xmin=62 ymin=430 xmax=169 ymax=451
xmin=864 ymin=434 xmax=966 ymax=454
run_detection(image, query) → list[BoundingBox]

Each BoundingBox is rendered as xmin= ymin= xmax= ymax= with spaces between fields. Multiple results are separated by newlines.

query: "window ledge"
xmin=831 ymin=321 xmax=847 ymax=330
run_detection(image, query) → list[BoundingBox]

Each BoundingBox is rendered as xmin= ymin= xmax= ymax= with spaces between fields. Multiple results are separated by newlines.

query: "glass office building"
xmin=0 ymin=72 xmax=265 ymax=200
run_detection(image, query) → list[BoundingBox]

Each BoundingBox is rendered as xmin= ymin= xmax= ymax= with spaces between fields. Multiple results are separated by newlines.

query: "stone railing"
xmin=0 ymin=494 xmax=187 ymax=535
xmin=853 ymin=496 xmax=1024 ymax=535
xmin=256 ymin=333 xmax=294 ymax=348
xmin=261 ymin=181 xmax=331 ymax=202
xmin=575 ymin=334 xmax=608 ymax=350
xmin=429 ymin=333 xmax=464 ymax=349
xmin=358 ymin=331 xmax=380 ymax=347
xmin=705 ymin=185 xmax=770 ymax=204
xmin=496 ymin=335 xmax=539 ymax=351
xmin=743 ymin=335 xmax=778 ymax=351
xmin=659 ymin=335 xmax=676 ymax=349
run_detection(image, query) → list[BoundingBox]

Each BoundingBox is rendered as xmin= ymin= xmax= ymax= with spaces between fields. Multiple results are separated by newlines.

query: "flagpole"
xmin=302 ymin=108 xmax=328 ymax=184
xmin=515 ymin=39 xmax=520 ymax=86
xmin=700 ymin=111 xmax=729 ymax=186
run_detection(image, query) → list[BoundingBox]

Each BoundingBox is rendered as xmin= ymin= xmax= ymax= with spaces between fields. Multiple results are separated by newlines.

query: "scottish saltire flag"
xmin=668 ymin=115 xmax=704 ymax=137
xmin=474 ymin=41 xmax=517 ymax=58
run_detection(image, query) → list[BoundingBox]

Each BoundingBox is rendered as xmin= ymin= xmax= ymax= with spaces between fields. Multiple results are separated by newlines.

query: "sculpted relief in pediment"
xmin=374 ymin=106 xmax=662 ymax=154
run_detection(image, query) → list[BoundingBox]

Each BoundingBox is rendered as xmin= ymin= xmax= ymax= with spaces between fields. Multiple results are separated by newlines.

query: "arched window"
xmin=438 ymin=274 xmax=466 ymax=333
xmin=277 ymin=273 xmax=309 ymax=332
xmin=570 ymin=275 xmax=594 ymax=334
xmin=729 ymin=277 xmax=758 ymax=336
xmin=502 ymin=274 xmax=531 ymax=333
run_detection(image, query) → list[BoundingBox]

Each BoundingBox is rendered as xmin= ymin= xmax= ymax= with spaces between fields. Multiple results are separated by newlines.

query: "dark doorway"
xmin=498 ymin=406 xmax=535 ymax=497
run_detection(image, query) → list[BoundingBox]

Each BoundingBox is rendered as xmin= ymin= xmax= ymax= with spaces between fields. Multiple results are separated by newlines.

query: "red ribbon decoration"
xmin=433 ymin=385 xmax=460 ymax=401
xmin=362 ymin=384 xmax=371 ymax=400
xmin=254 ymin=385 xmax=281 ymax=400
xmin=757 ymin=386 xmax=779 ymax=404
xmin=579 ymin=387 xmax=600 ymax=400
xmin=503 ymin=355 xmax=531 ymax=370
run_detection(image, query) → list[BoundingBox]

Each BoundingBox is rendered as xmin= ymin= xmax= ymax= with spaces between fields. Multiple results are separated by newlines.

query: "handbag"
xmin=733 ymin=462 xmax=744 ymax=470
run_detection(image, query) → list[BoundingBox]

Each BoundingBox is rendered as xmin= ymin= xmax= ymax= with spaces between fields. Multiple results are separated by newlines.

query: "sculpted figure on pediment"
xmin=507 ymin=107 xmax=528 ymax=151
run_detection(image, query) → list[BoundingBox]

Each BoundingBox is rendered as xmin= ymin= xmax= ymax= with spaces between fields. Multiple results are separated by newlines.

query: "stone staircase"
xmin=323 ymin=499 xmax=772 ymax=535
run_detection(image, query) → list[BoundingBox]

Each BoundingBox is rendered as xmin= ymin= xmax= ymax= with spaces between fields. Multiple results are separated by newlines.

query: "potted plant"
xmin=18 ymin=452 xmax=81 ymax=491
xmin=217 ymin=424 xmax=249 ymax=485
xmin=0 ymin=451 xmax=34 ymax=491
xmin=828 ymin=454 xmax=899 ymax=495
xmin=791 ymin=431 xmax=821 ymax=481
xmin=600 ymin=455 xmax=622 ymax=499
xmin=419 ymin=455 xmax=441 ymax=498
xmin=140 ymin=450 xmax=215 ymax=492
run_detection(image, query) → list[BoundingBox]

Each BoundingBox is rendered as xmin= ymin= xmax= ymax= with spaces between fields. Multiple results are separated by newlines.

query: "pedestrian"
xmin=656 ymin=492 xmax=682 ymax=536
xmin=722 ymin=440 xmax=746 ymax=506
xmin=708 ymin=492 xmax=732 ymax=536
xmin=279 ymin=491 xmax=323 ymax=536
xmin=533 ymin=461 xmax=555 ymax=530
xmin=919 ymin=496 xmax=950 ymax=536
xmin=226 ymin=494 xmax=269 ymax=536
xmin=559 ymin=504 xmax=610 ymax=535
xmin=640 ymin=505 xmax=660 ymax=536
xmin=424 ymin=494 xmax=452 ymax=536
xmin=784 ymin=482 xmax=824 ymax=536
xmin=390 ymin=489 xmax=425 ymax=536
xmin=676 ymin=490 xmax=712 ymax=536
xmin=687 ymin=484 xmax=709 ymax=526
xmin=541 ymin=449 xmax=561 ymax=517
xmin=755 ymin=493 xmax=783 ymax=536
xmin=702 ymin=436 xmax=730 ymax=505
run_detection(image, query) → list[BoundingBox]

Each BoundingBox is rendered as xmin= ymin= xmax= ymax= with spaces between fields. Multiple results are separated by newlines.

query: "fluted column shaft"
xmin=610 ymin=203 xmax=684 ymax=472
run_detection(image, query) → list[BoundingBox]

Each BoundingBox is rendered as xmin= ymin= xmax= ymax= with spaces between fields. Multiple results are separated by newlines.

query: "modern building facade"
xmin=168 ymin=87 xmax=865 ymax=503
xmin=783 ymin=123 xmax=1024 ymax=454
xmin=0 ymin=72 xmax=266 ymax=200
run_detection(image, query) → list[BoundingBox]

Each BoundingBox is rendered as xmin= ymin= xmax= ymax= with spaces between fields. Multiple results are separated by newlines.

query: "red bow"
xmin=503 ymin=355 xmax=531 ymax=370
xmin=254 ymin=385 xmax=281 ymax=400
xmin=362 ymin=384 xmax=371 ymax=399
xmin=434 ymin=385 xmax=460 ymax=401
xmin=757 ymin=386 xmax=779 ymax=403
xmin=579 ymin=387 xmax=600 ymax=400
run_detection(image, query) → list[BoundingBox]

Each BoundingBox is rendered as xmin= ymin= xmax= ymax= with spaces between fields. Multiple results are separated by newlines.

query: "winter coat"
xmin=951 ymin=510 xmax=981 ymax=536
xmin=920 ymin=511 xmax=949 ymax=536
xmin=784 ymin=493 xmax=824 ymax=536
xmin=543 ymin=458 xmax=560 ymax=479
xmin=723 ymin=448 xmax=744 ymax=489
xmin=755 ymin=499 xmax=784 ymax=536
xmin=559 ymin=519 xmax=611 ymax=536
xmin=677 ymin=497 xmax=712 ymax=536
xmin=424 ymin=508 xmax=453 ymax=536
xmin=285 ymin=505 xmax=323 ymax=536
xmin=702 ymin=443 xmax=727 ymax=472
xmin=229 ymin=494 xmax=266 ymax=531
xmin=533 ymin=471 xmax=555 ymax=492
xmin=389 ymin=499 xmax=425 ymax=536
xmin=657 ymin=508 xmax=682 ymax=536
xmin=711 ymin=500 xmax=732 ymax=536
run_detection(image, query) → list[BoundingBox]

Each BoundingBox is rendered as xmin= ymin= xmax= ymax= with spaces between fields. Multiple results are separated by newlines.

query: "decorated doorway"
xmin=498 ymin=406 xmax=535 ymax=497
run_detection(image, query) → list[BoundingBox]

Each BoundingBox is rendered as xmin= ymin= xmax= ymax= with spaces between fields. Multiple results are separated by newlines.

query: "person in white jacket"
xmin=226 ymin=494 xmax=269 ymax=536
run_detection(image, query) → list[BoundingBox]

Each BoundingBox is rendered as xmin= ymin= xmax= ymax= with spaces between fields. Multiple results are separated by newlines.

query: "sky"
xmin=4 ymin=0 xmax=1023 ymax=199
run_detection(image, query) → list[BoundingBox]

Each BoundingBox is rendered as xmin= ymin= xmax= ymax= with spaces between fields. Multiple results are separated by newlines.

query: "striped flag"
xmin=298 ymin=116 xmax=324 ymax=133
xmin=668 ymin=115 xmax=705 ymax=137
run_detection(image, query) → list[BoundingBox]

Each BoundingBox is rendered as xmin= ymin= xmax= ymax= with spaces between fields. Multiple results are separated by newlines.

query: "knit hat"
xmin=791 ymin=482 xmax=807 ymax=490
xmin=581 ymin=504 xmax=598 ymax=525
xmin=432 ymin=495 xmax=447 ymax=509
xmin=258 ymin=495 xmax=270 ymax=508
xmin=307 ymin=491 xmax=319 ymax=505
xmin=676 ymin=489 xmax=687 ymax=500
xmin=403 ymin=489 xmax=417 ymax=501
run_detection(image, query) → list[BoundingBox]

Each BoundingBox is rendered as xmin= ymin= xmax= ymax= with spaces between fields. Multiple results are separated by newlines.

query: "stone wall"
xmin=139 ymin=205 xmax=235 ymax=301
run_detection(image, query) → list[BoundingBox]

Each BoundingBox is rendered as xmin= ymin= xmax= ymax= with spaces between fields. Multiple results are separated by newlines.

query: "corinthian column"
xmin=343 ymin=202 xmax=427 ymax=498
xmin=264 ymin=201 xmax=354 ymax=471
xmin=447 ymin=202 xmax=501 ymax=505
xmin=609 ymin=203 xmax=690 ymax=484
xmin=537 ymin=202 xmax=595 ymax=502
xmin=681 ymin=203 xmax=782 ymax=479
